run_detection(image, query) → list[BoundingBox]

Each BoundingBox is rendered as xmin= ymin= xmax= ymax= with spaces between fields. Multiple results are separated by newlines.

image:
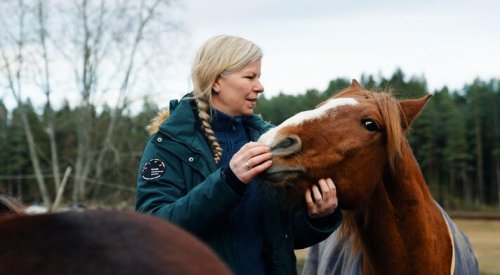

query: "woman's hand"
xmin=305 ymin=178 xmax=338 ymax=218
xmin=229 ymin=142 xmax=272 ymax=184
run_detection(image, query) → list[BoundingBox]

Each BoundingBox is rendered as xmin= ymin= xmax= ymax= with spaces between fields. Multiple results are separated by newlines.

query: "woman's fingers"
xmin=305 ymin=178 xmax=338 ymax=218
xmin=324 ymin=178 xmax=337 ymax=205
xmin=243 ymin=152 xmax=272 ymax=170
xmin=229 ymin=142 xmax=272 ymax=184
xmin=311 ymin=184 xmax=322 ymax=204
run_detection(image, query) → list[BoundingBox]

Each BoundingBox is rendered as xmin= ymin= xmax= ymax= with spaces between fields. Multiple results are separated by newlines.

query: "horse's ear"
xmin=399 ymin=94 xmax=432 ymax=130
xmin=350 ymin=79 xmax=362 ymax=89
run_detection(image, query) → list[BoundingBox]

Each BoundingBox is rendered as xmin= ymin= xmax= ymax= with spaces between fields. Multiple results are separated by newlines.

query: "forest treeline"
xmin=1 ymin=69 xmax=499 ymax=211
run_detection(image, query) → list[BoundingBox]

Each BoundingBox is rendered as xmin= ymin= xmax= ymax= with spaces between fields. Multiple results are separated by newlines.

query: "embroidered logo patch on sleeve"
xmin=141 ymin=158 xmax=166 ymax=181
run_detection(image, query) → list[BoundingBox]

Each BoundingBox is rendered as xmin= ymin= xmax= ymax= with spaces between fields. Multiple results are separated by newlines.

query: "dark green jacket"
xmin=135 ymin=94 xmax=342 ymax=275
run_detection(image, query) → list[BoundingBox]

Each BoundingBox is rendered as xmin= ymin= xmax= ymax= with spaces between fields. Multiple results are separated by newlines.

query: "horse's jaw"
xmin=259 ymin=165 xmax=305 ymax=185
xmin=259 ymin=166 xmax=312 ymax=210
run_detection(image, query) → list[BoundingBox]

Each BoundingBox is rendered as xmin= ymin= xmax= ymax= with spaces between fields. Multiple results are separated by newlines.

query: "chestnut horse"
xmin=258 ymin=80 xmax=478 ymax=275
xmin=0 ymin=197 xmax=231 ymax=275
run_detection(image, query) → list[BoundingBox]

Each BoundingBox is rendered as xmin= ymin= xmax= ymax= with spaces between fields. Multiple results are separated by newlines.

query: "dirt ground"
xmin=295 ymin=218 xmax=500 ymax=275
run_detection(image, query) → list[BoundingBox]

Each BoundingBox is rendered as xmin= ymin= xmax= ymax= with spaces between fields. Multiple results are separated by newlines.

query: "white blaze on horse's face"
xmin=259 ymin=98 xmax=359 ymax=147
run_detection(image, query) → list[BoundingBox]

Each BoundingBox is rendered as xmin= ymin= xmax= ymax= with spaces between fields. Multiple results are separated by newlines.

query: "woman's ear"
xmin=212 ymin=77 xmax=221 ymax=93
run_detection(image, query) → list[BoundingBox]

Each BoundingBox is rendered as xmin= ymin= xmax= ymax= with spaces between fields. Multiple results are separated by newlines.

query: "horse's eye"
xmin=362 ymin=119 xmax=379 ymax=132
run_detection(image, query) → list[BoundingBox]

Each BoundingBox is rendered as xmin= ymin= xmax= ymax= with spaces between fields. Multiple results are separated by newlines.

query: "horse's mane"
xmin=332 ymin=89 xmax=407 ymax=258
xmin=373 ymin=92 xmax=404 ymax=171
xmin=333 ymin=213 xmax=363 ymax=265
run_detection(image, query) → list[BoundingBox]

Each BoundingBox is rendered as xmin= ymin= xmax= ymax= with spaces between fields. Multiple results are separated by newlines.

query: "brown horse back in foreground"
xmin=0 ymin=210 xmax=231 ymax=275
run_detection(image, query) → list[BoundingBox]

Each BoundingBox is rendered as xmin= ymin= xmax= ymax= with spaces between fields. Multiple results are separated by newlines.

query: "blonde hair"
xmin=191 ymin=35 xmax=263 ymax=164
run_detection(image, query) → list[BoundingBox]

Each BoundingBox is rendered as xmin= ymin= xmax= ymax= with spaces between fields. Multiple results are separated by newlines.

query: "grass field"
xmin=295 ymin=218 xmax=500 ymax=274
xmin=456 ymin=219 xmax=500 ymax=275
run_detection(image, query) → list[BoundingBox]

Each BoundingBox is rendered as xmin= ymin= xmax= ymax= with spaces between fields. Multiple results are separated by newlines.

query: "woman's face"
xmin=211 ymin=60 xmax=264 ymax=117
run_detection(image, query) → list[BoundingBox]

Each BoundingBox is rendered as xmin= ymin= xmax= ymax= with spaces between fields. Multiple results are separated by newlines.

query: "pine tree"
xmin=438 ymin=88 xmax=472 ymax=208
xmin=0 ymin=101 xmax=9 ymax=193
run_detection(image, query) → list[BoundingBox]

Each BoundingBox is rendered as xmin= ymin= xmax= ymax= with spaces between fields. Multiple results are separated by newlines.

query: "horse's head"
xmin=258 ymin=79 xmax=431 ymax=211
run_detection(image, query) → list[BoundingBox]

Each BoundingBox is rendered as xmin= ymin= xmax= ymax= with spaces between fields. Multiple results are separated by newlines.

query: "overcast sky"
xmin=2 ymin=0 xmax=498 ymax=111
xmin=165 ymin=0 xmax=500 ymax=100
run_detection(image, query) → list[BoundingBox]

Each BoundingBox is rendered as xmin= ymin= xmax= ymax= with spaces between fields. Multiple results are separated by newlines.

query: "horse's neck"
xmin=354 ymin=143 xmax=452 ymax=275
xmin=378 ymin=144 xmax=437 ymax=218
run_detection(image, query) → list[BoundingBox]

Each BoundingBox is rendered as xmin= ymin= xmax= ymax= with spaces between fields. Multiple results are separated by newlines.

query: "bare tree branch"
xmin=36 ymin=0 xmax=62 ymax=191
xmin=0 ymin=0 xmax=52 ymax=208
xmin=1 ymin=0 xmax=184 ymax=203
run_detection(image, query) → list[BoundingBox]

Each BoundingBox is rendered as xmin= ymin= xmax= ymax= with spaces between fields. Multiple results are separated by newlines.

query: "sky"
xmin=1 ymin=0 xmax=499 ymax=112
xmin=164 ymin=0 xmax=500 ymax=101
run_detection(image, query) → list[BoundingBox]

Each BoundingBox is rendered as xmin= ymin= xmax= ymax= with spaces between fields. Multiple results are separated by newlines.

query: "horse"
xmin=0 ymin=198 xmax=231 ymax=275
xmin=258 ymin=80 xmax=478 ymax=275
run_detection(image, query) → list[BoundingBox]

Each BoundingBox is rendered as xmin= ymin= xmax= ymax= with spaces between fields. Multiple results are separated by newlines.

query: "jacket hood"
xmin=146 ymin=108 xmax=170 ymax=135
xmin=158 ymin=94 xmax=201 ymax=143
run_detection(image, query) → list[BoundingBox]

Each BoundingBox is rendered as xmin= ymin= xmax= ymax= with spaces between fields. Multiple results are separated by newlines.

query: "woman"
xmin=135 ymin=34 xmax=342 ymax=275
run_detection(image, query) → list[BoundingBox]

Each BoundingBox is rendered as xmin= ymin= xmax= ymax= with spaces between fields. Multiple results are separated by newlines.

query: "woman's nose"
xmin=254 ymin=81 xmax=264 ymax=93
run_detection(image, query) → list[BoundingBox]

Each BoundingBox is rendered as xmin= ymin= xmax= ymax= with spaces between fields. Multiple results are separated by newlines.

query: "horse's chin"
xmin=259 ymin=167 xmax=309 ymax=211
xmin=259 ymin=166 xmax=305 ymax=186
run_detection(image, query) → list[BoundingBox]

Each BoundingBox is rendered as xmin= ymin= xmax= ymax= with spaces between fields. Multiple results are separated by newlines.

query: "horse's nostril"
xmin=276 ymin=137 xmax=296 ymax=149
xmin=272 ymin=135 xmax=302 ymax=156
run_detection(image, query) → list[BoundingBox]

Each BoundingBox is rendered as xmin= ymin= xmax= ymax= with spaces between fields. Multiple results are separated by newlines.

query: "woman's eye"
xmin=361 ymin=119 xmax=379 ymax=132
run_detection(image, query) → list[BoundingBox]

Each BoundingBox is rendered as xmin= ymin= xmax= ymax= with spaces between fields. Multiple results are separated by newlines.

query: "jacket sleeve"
xmin=135 ymin=139 xmax=242 ymax=238
xmin=292 ymin=209 xmax=342 ymax=249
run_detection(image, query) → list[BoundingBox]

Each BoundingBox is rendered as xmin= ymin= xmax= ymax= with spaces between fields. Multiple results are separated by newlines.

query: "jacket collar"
xmin=159 ymin=93 xmax=200 ymax=142
xmin=158 ymin=92 xmax=274 ymax=152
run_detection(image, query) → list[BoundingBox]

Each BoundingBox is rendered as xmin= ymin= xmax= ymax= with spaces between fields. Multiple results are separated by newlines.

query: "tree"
xmin=37 ymin=0 xmax=63 ymax=194
xmin=493 ymin=80 xmax=500 ymax=209
xmin=437 ymin=88 xmax=472 ymax=208
xmin=7 ymin=104 xmax=37 ymax=200
xmin=1 ymin=0 xmax=183 ymax=205
xmin=466 ymin=79 xmax=488 ymax=206
xmin=58 ymin=0 xmax=182 ymax=201
xmin=0 ymin=0 xmax=52 ymax=207
xmin=322 ymin=78 xmax=350 ymax=99
xmin=0 ymin=101 xmax=9 ymax=193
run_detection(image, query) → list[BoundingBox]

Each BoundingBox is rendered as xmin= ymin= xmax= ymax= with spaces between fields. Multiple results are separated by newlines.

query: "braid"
xmin=197 ymin=98 xmax=223 ymax=164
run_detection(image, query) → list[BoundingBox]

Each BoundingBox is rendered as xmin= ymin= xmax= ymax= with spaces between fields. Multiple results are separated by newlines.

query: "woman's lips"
xmin=247 ymin=98 xmax=257 ymax=107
